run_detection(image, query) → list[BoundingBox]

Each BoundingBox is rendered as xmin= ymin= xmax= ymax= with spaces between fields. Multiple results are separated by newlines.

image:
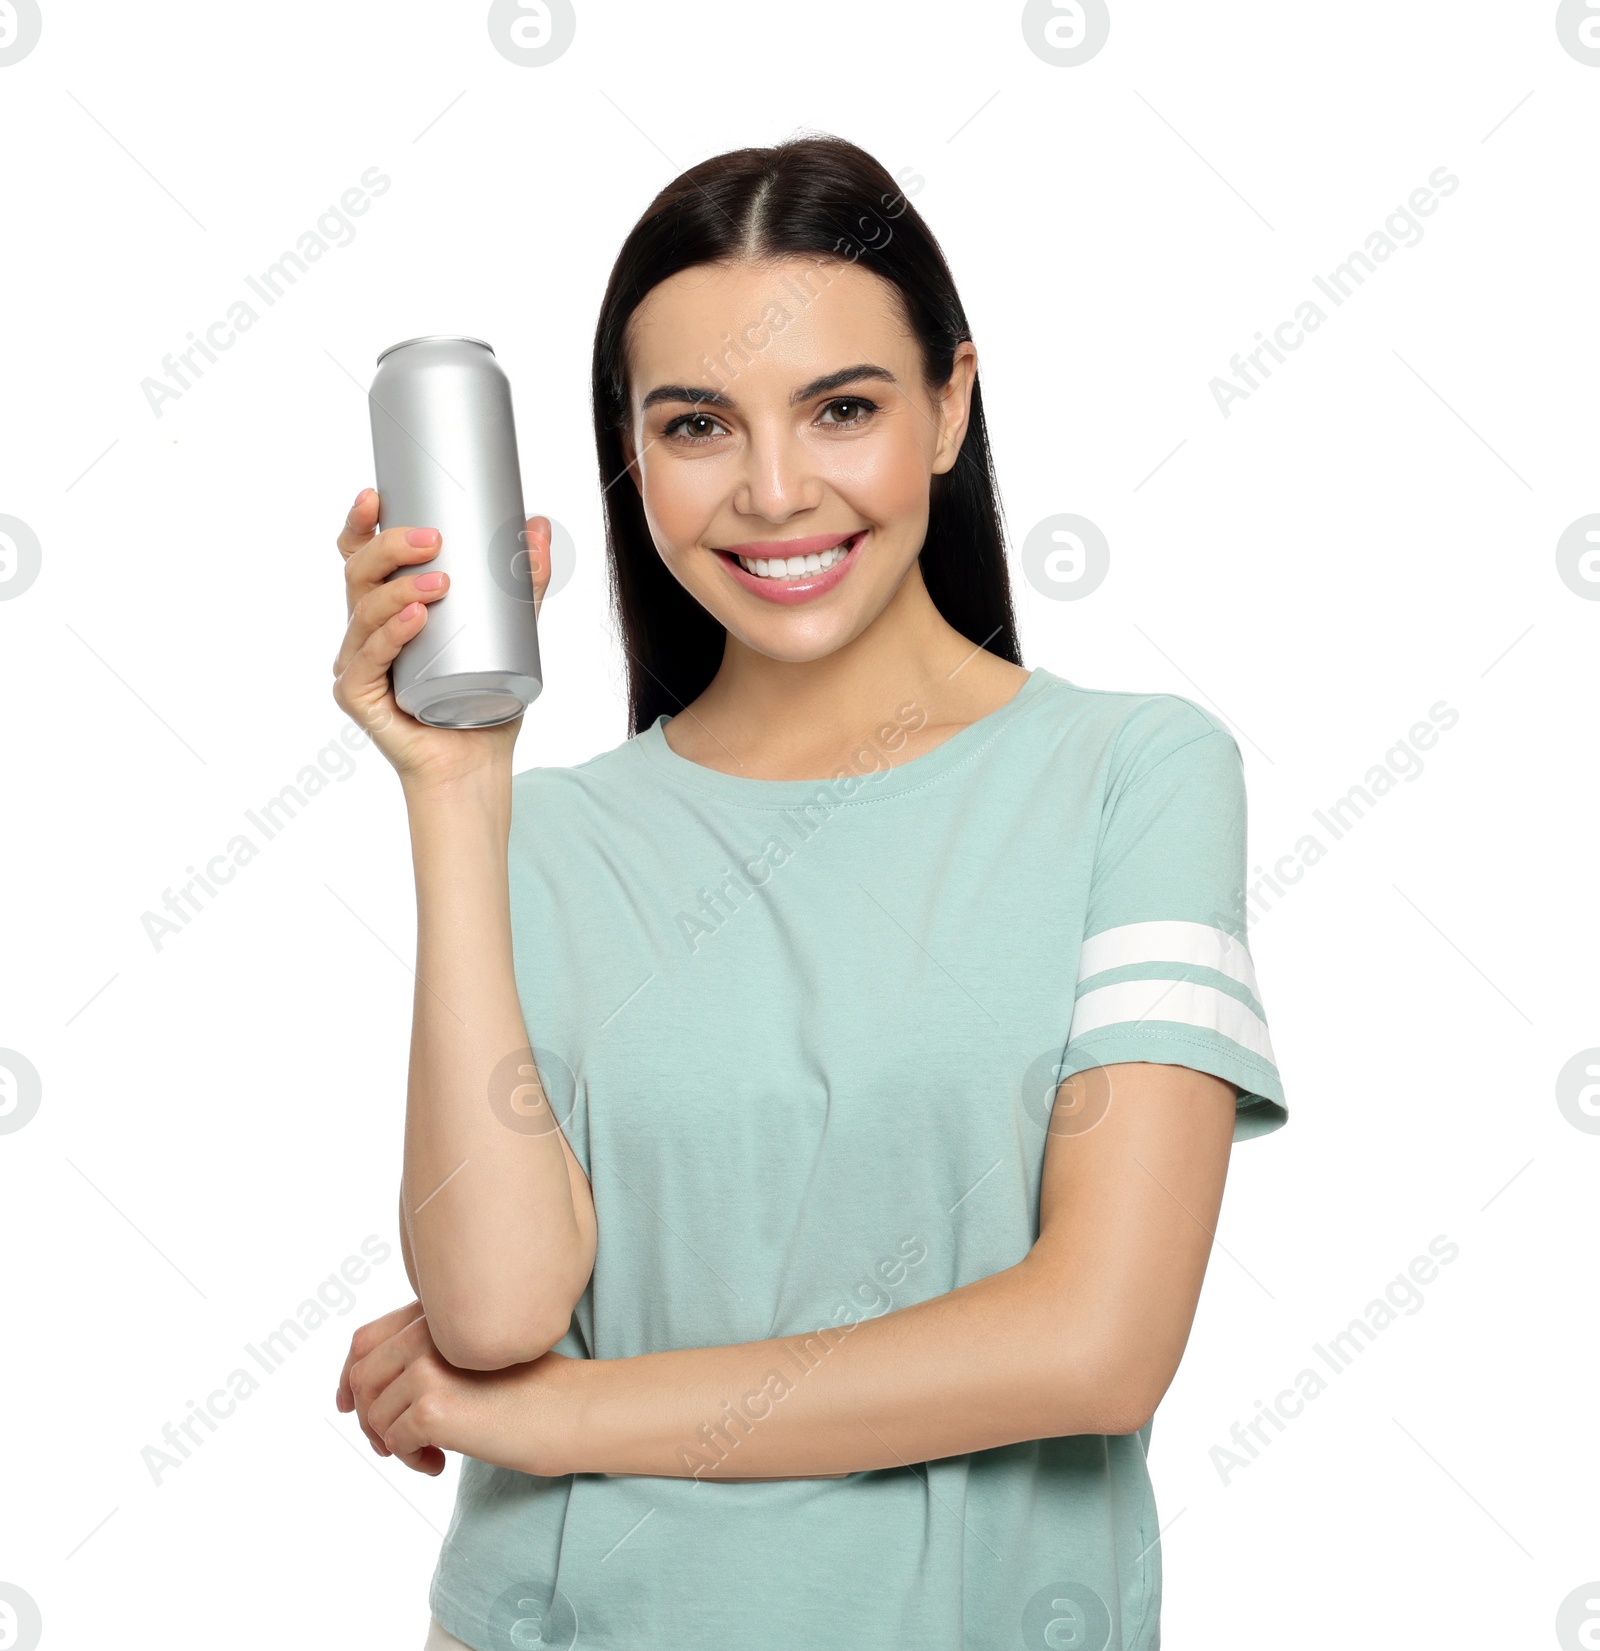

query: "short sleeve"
xmin=1060 ymin=704 xmax=1289 ymax=1142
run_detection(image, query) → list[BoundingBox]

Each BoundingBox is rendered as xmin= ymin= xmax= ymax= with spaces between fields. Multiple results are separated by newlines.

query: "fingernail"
xmin=354 ymin=488 xmax=370 ymax=508
xmin=400 ymin=602 xmax=422 ymax=621
xmin=415 ymin=571 xmax=444 ymax=591
xmin=406 ymin=528 xmax=439 ymax=547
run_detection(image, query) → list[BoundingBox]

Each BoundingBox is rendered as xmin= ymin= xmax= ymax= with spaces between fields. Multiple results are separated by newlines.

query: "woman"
xmin=332 ymin=133 xmax=1288 ymax=1651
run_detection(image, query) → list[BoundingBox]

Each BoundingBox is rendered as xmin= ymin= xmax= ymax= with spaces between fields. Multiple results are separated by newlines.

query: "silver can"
xmin=368 ymin=335 xmax=543 ymax=727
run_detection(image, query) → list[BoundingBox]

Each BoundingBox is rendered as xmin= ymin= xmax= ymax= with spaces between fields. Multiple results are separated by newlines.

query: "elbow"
xmin=1071 ymin=1380 xmax=1156 ymax=1437
xmin=1095 ymin=1394 xmax=1160 ymax=1437
xmin=418 ymin=1251 xmax=590 ymax=1371
xmin=432 ymin=1326 xmax=543 ymax=1372
xmin=1059 ymin=1331 xmax=1172 ymax=1437
xmin=427 ymin=1299 xmax=575 ymax=1372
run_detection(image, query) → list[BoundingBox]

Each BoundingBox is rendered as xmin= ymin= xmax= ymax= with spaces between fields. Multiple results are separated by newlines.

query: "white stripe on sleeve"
xmin=1067 ymin=976 xmax=1277 ymax=1066
xmin=1077 ymin=919 xmax=1261 ymax=999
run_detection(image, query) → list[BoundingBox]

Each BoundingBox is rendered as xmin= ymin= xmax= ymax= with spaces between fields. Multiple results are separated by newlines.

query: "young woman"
xmin=331 ymin=134 xmax=1288 ymax=1651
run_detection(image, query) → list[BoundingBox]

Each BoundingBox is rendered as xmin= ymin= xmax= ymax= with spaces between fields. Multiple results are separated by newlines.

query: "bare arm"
xmin=552 ymin=1061 xmax=1235 ymax=1476
xmin=330 ymin=494 xmax=595 ymax=1372
xmin=358 ymin=1062 xmax=1240 ymax=1476
xmin=398 ymin=770 xmax=597 ymax=1369
xmin=399 ymin=1189 xmax=419 ymax=1296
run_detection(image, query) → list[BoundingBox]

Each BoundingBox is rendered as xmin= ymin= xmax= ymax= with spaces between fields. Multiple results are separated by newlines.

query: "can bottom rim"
xmin=397 ymin=671 xmax=541 ymax=728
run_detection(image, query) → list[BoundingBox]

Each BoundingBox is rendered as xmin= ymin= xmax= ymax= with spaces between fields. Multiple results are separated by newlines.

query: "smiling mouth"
xmin=718 ymin=531 xmax=866 ymax=580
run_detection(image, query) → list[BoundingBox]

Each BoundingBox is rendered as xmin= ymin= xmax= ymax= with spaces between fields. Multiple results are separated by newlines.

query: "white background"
xmin=1 ymin=2 xmax=1595 ymax=1647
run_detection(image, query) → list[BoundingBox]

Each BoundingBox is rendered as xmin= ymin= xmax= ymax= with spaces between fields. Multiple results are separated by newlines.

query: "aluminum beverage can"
xmin=367 ymin=335 xmax=543 ymax=727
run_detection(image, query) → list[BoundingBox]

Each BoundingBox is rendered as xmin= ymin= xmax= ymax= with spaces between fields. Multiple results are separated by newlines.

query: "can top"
xmin=375 ymin=335 xmax=495 ymax=365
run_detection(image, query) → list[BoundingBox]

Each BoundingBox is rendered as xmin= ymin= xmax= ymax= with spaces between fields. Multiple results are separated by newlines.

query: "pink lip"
xmin=718 ymin=530 xmax=867 ymax=605
xmin=719 ymin=531 xmax=858 ymax=558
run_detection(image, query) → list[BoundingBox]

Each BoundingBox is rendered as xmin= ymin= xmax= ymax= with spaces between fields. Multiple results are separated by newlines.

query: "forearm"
xmin=559 ymin=1254 xmax=1136 ymax=1480
xmin=372 ymin=1067 xmax=1230 ymax=1479
xmin=401 ymin=769 xmax=588 ymax=1368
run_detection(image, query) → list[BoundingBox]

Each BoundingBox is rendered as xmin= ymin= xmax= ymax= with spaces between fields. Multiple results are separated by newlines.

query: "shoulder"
xmin=509 ymin=726 xmax=650 ymax=820
xmin=1027 ymin=670 xmax=1239 ymax=786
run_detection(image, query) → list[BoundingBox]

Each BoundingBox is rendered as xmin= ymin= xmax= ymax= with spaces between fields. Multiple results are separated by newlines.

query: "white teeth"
xmin=736 ymin=535 xmax=860 ymax=579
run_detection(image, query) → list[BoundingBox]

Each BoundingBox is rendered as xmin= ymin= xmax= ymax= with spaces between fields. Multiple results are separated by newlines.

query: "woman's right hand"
xmin=332 ymin=488 xmax=552 ymax=793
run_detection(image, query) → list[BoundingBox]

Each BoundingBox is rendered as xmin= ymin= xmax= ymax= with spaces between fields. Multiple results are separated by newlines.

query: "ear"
xmin=930 ymin=341 xmax=978 ymax=476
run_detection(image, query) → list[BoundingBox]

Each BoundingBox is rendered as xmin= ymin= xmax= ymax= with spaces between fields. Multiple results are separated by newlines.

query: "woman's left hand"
xmin=341 ymin=1307 xmax=578 ymax=1478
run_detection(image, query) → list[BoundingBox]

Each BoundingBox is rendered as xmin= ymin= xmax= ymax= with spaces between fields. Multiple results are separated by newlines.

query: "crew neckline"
xmin=633 ymin=666 xmax=1057 ymax=806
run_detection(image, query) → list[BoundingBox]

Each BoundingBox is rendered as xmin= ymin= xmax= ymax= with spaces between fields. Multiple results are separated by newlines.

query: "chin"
xmin=723 ymin=612 xmax=868 ymax=665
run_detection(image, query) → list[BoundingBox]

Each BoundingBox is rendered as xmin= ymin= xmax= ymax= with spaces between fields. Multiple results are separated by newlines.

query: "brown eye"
xmin=819 ymin=397 xmax=877 ymax=427
xmin=663 ymin=411 xmax=729 ymax=444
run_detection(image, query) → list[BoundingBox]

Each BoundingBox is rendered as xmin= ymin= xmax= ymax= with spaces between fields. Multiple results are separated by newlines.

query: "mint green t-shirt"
xmin=428 ymin=666 xmax=1288 ymax=1651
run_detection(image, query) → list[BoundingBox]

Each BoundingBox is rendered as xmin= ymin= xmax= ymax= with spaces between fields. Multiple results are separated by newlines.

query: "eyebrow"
xmin=638 ymin=362 xmax=899 ymax=413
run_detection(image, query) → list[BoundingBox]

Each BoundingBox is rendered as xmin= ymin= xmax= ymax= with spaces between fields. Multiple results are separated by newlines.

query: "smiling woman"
xmin=328 ymin=131 xmax=1289 ymax=1651
xmin=607 ymin=249 xmax=1006 ymax=761
xmin=589 ymin=142 xmax=1022 ymax=756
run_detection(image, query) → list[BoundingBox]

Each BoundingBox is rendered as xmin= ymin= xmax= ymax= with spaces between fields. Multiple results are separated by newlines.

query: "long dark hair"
xmin=590 ymin=132 xmax=1022 ymax=736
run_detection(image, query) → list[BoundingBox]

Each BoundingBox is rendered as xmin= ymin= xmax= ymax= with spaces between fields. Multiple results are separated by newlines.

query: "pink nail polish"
xmin=406 ymin=528 xmax=439 ymax=548
xmin=415 ymin=571 xmax=444 ymax=591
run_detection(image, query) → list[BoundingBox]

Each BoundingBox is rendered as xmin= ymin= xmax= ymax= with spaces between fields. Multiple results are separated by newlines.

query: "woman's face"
xmin=619 ymin=256 xmax=976 ymax=664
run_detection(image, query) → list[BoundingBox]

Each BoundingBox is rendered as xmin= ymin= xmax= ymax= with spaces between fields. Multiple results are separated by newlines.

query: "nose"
xmin=732 ymin=418 xmax=823 ymax=521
